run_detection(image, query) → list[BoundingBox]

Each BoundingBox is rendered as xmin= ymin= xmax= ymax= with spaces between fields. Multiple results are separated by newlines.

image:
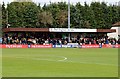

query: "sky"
xmin=0 ymin=0 xmax=120 ymax=6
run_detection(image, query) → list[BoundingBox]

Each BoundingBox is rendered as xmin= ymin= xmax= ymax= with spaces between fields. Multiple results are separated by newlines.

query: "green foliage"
xmin=0 ymin=4 xmax=2 ymax=26
xmin=0 ymin=3 xmax=2 ymax=34
xmin=2 ymin=2 xmax=7 ymax=28
xmin=2 ymin=1 xmax=120 ymax=28
xmin=56 ymin=10 xmax=67 ymax=28
xmin=37 ymin=11 xmax=53 ymax=28
xmin=7 ymin=2 xmax=39 ymax=28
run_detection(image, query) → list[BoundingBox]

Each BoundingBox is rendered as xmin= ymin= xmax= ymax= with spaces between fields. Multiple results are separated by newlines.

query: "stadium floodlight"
xmin=68 ymin=0 xmax=70 ymax=42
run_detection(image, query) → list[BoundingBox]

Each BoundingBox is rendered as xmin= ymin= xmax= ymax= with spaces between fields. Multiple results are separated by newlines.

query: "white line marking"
xmin=15 ymin=56 xmax=117 ymax=66
xmin=64 ymin=61 xmax=118 ymax=66
xmin=15 ymin=55 xmax=68 ymax=62
xmin=58 ymin=56 xmax=67 ymax=61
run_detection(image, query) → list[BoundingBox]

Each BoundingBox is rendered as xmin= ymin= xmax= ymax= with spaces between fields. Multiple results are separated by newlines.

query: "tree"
xmin=56 ymin=10 xmax=67 ymax=27
xmin=46 ymin=3 xmax=60 ymax=28
xmin=0 ymin=3 xmax=2 ymax=28
xmin=111 ymin=5 xmax=119 ymax=24
xmin=2 ymin=2 xmax=7 ymax=28
xmin=38 ymin=3 xmax=41 ymax=11
xmin=90 ymin=2 xmax=108 ymax=28
xmin=117 ymin=6 xmax=120 ymax=21
xmin=7 ymin=2 xmax=39 ymax=27
xmin=81 ymin=2 xmax=92 ymax=28
xmin=4 ymin=1 xmax=120 ymax=29
xmin=13 ymin=0 xmax=32 ymax=2
xmin=22 ymin=2 xmax=39 ymax=28
xmin=37 ymin=11 xmax=53 ymax=28
xmin=72 ymin=2 xmax=84 ymax=28
xmin=70 ymin=4 xmax=76 ymax=28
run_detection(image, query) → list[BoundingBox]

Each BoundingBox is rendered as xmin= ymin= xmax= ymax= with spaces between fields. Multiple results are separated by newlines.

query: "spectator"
xmin=2 ymin=33 xmax=120 ymax=45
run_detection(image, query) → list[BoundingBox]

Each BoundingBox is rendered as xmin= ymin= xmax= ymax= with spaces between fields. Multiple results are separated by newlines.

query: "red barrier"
xmin=82 ymin=44 xmax=99 ymax=48
xmin=0 ymin=44 xmax=52 ymax=48
xmin=102 ymin=44 xmax=112 ymax=48
xmin=102 ymin=44 xmax=120 ymax=48
xmin=115 ymin=45 xmax=120 ymax=48
xmin=0 ymin=44 xmax=120 ymax=48
xmin=31 ymin=44 xmax=52 ymax=48
xmin=1 ymin=44 xmax=28 ymax=48
xmin=82 ymin=44 xmax=120 ymax=48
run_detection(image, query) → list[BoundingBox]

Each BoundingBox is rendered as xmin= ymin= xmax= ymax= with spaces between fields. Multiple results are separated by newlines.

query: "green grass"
xmin=2 ymin=48 xmax=118 ymax=77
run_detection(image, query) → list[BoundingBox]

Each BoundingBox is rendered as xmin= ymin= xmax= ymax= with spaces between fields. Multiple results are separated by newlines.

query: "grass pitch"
xmin=2 ymin=48 xmax=118 ymax=77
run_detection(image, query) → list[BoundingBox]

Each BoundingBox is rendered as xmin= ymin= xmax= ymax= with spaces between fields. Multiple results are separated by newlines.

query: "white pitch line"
xmin=58 ymin=56 xmax=67 ymax=61
xmin=65 ymin=60 xmax=118 ymax=66
xmin=15 ymin=55 xmax=68 ymax=62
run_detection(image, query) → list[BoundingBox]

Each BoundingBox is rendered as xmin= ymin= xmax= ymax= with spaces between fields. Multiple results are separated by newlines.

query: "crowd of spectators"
xmin=1 ymin=33 xmax=120 ymax=45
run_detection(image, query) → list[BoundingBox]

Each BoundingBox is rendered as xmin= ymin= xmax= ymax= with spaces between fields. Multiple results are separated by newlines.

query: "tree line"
xmin=1 ymin=1 xmax=120 ymax=29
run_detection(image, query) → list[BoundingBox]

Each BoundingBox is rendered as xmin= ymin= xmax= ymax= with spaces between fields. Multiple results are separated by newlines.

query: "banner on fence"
xmin=53 ymin=45 xmax=62 ymax=48
xmin=30 ymin=44 xmax=52 ymax=48
xmin=82 ymin=44 xmax=100 ymax=48
xmin=115 ymin=44 xmax=120 ymax=48
xmin=1 ymin=44 xmax=28 ymax=48
xmin=67 ymin=43 xmax=79 ymax=48
xmin=0 ymin=44 xmax=120 ymax=48
xmin=102 ymin=44 xmax=120 ymax=48
xmin=1 ymin=44 xmax=52 ymax=48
